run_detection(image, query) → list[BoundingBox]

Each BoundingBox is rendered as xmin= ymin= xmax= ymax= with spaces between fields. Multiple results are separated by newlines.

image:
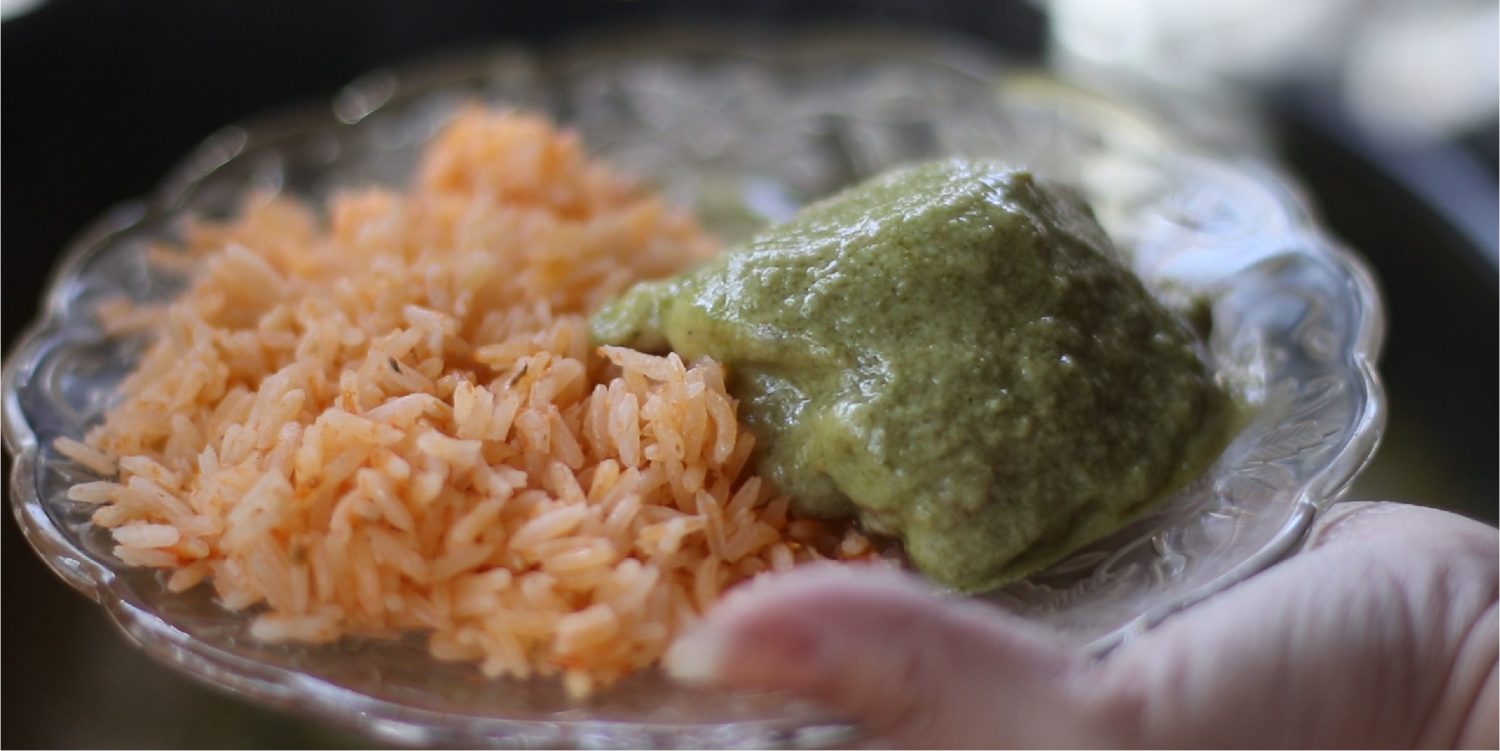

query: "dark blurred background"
xmin=3 ymin=0 xmax=1495 ymax=747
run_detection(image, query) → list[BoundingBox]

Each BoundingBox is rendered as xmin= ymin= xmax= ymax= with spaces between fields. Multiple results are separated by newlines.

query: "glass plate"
xmin=1 ymin=29 xmax=1385 ymax=749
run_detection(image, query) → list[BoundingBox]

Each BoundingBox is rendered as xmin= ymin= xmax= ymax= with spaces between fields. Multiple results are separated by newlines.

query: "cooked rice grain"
xmin=59 ymin=109 xmax=879 ymax=697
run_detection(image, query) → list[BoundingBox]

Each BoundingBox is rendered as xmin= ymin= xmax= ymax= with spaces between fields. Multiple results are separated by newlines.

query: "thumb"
xmin=664 ymin=564 xmax=1133 ymax=748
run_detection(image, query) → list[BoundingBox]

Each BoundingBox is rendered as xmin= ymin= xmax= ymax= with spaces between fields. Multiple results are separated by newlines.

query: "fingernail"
xmin=664 ymin=626 xmax=730 ymax=685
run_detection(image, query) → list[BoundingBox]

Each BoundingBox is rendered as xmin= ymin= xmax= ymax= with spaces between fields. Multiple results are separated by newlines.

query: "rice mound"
xmin=58 ymin=109 xmax=876 ymax=697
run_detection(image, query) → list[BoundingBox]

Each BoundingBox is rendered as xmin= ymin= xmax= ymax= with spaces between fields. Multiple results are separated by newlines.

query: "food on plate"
xmin=592 ymin=160 xmax=1233 ymax=592
xmin=57 ymin=109 xmax=879 ymax=698
xmin=57 ymin=106 xmax=1231 ymax=695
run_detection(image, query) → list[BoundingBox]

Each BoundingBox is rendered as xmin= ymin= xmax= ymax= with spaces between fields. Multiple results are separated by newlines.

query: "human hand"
xmin=666 ymin=502 xmax=1498 ymax=748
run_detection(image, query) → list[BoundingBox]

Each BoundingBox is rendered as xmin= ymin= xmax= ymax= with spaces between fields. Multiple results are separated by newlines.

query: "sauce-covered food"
xmin=592 ymin=160 xmax=1232 ymax=592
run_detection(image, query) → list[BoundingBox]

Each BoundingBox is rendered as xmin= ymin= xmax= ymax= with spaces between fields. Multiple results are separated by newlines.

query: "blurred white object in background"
xmin=1046 ymin=0 xmax=1499 ymax=144
xmin=1048 ymin=0 xmax=1360 ymax=86
xmin=1 ymin=0 xmax=46 ymax=22
xmin=1343 ymin=2 xmax=1499 ymax=143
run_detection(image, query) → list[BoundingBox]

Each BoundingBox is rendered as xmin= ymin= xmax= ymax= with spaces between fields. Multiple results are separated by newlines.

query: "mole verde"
xmin=591 ymin=160 xmax=1233 ymax=592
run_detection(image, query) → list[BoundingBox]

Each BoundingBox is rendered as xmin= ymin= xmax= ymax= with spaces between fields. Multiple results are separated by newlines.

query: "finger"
xmin=665 ymin=564 xmax=1128 ymax=748
xmin=1093 ymin=501 xmax=1498 ymax=748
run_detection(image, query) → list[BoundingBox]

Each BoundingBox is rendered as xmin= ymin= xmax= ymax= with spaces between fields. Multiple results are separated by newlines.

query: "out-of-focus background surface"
xmin=3 ymin=0 xmax=1494 ymax=747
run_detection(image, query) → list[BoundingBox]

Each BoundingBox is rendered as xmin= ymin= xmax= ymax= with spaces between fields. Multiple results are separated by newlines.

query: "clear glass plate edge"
xmin=1084 ymin=155 xmax=1390 ymax=654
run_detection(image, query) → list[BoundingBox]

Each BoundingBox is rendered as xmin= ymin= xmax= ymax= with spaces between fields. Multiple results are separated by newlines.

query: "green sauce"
xmin=592 ymin=160 xmax=1232 ymax=592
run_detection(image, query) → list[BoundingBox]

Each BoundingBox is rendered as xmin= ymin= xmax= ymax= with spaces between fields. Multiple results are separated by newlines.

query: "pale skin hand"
xmin=666 ymin=502 xmax=1499 ymax=748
